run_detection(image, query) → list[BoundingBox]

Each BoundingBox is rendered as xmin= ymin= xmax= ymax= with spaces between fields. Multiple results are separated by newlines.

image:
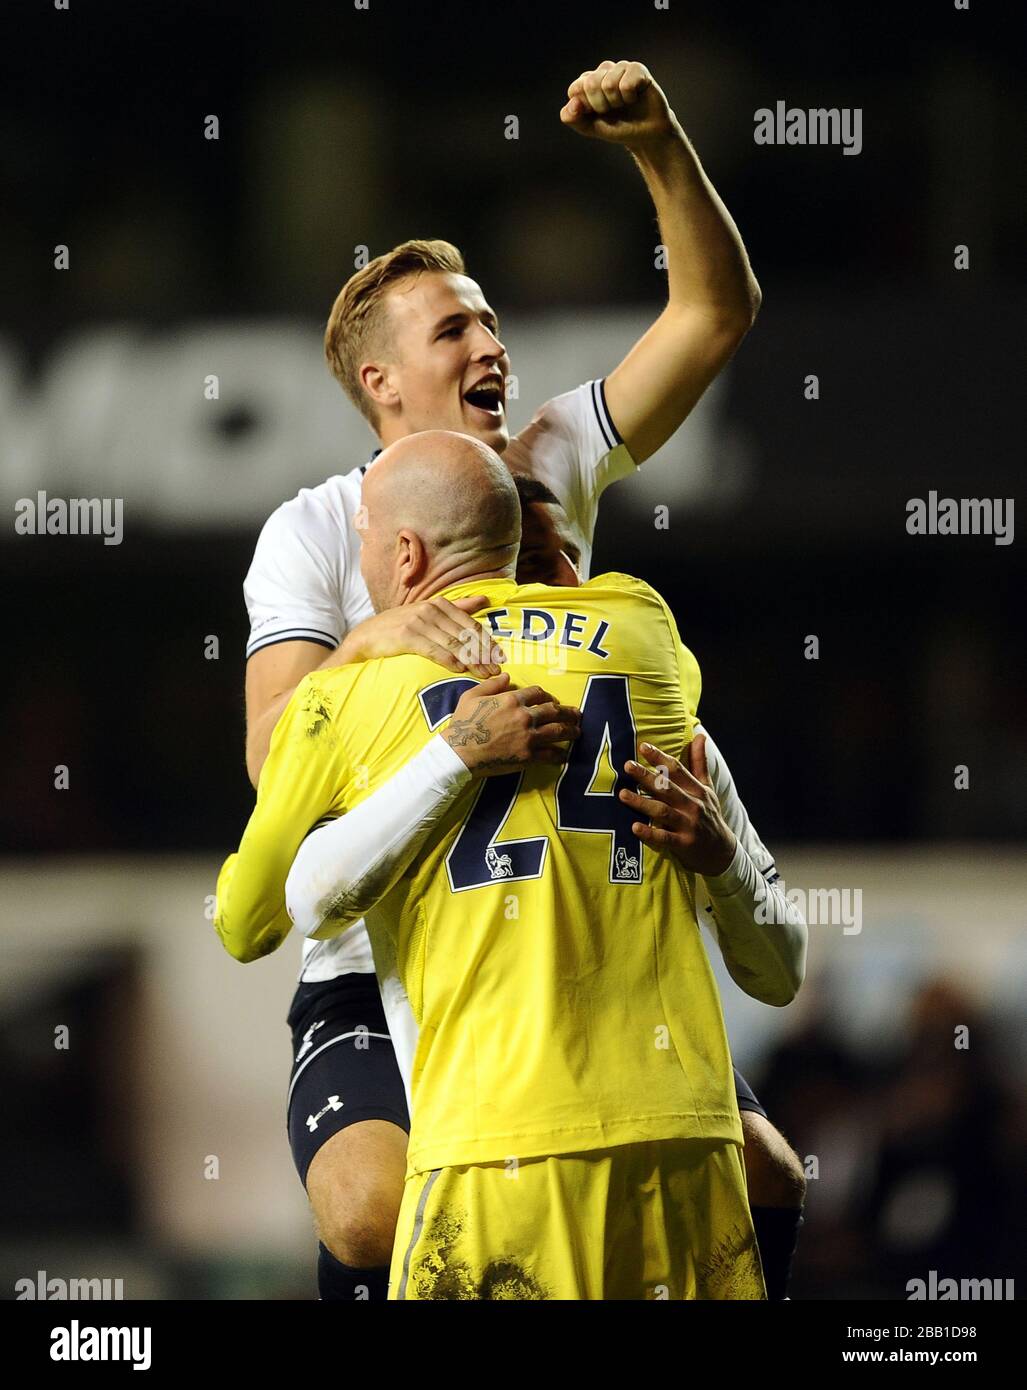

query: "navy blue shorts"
xmin=286 ymin=974 xmax=767 ymax=1184
xmin=733 ymin=1065 xmax=768 ymax=1119
xmin=286 ymin=973 xmax=409 ymax=1188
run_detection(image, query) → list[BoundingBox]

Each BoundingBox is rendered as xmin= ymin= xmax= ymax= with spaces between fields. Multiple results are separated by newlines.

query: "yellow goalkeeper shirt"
xmin=215 ymin=573 xmax=742 ymax=1172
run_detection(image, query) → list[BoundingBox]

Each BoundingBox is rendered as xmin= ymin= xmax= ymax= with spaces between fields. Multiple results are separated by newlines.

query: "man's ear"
xmin=555 ymin=550 xmax=581 ymax=587
xmin=359 ymin=360 xmax=400 ymax=414
xmin=396 ymin=529 xmax=428 ymax=590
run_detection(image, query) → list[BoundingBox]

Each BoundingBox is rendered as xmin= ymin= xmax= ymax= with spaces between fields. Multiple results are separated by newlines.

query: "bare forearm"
xmin=560 ymin=62 xmax=760 ymax=457
xmin=246 ymin=646 xmax=350 ymax=786
xmin=246 ymin=696 xmax=292 ymax=787
xmin=245 ymin=597 xmax=501 ymax=786
xmin=632 ymin=126 xmax=761 ymax=325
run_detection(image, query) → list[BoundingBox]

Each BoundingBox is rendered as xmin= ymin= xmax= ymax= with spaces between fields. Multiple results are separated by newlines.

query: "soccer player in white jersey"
xmin=239 ymin=61 xmax=803 ymax=1299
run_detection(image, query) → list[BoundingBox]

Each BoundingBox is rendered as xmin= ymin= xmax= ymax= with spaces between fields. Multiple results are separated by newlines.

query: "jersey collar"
xmin=440 ymin=576 xmax=517 ymax=604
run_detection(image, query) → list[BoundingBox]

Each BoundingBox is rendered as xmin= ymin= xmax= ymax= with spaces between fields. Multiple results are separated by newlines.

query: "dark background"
xmin=2 ymin=0 xmax=1024 ymax=1302
xmin=3 ymin=0 xmax=1023 ymax=853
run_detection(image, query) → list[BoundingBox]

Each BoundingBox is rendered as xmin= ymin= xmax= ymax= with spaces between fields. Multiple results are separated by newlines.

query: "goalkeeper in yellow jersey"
xmin=215 ymin=430 xmax=803 ymax=1299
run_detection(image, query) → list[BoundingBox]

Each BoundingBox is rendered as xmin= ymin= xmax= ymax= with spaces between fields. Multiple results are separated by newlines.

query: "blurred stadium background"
xmin=3 ymin=0 xmax=1024 ymax=1299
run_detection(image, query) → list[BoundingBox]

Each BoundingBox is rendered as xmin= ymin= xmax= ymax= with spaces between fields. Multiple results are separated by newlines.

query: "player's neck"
xmin=408 ymin=564 xmax=515 ymax=604
xmin=376 ymin=422 xmax=509 ymax=456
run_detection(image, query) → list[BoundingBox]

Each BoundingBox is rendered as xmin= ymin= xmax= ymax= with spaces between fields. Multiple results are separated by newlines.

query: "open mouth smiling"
xmin=463 ymin=376 xmax=505 ymax=416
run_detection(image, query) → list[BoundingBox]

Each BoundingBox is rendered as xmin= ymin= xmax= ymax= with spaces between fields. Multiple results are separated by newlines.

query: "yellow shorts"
xmin=390 ymin=1138 xmax=765 ymax=1300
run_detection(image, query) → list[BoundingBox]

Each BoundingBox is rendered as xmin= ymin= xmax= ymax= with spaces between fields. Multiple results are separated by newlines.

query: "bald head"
xmin=359 ymin=430 xmax=521 ymax=612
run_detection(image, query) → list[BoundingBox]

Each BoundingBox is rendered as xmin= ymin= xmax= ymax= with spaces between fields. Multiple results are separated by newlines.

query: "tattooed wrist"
xmin=472 ymin=753 xmax=525 ymax=773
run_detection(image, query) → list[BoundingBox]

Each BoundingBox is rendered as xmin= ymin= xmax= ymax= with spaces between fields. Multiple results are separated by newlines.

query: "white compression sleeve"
xmin=285 ymin=733 xmax=473 ymax=939
xmin=285 ymin=720 xmax=806 ymax=1003
xmin=697 ymin=726 xmax=808 ymax=1006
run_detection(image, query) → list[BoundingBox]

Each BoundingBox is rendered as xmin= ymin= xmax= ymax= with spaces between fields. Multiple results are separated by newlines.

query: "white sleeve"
xmin=508 ymin=379 xmax=637 ymax=559
xmin=376 ymin=968 xmax=418 ymax=1113
xmin=696 ymin=726 xmax=808 ymax=1006
xmin=244 ymin=490 xmax=346 ymax=658
xmin=285 ymin=734 xmax=473 ymax=938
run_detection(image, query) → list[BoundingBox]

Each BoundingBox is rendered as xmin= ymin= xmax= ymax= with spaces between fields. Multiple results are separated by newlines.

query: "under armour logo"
xmin=296 ymin=1019 xmax=324 ymax=1062
xmin=613 ymin=846 xmax=640 ymax=881
xmin=307 ymin=1095 xmax=344 ymax=1132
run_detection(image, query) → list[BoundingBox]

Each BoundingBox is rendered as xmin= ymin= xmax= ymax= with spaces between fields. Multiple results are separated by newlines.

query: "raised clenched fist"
xmin=559 ymin=61 xmax=676 ymax=150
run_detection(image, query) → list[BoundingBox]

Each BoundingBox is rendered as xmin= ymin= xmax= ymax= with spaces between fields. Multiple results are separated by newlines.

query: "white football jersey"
xmin=244 ymin=379 xmax=635 ymax=981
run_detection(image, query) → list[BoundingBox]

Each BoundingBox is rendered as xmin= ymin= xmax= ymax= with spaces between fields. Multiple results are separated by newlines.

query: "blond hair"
xmin=324 ymin=239 xmax=466 ymax=427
